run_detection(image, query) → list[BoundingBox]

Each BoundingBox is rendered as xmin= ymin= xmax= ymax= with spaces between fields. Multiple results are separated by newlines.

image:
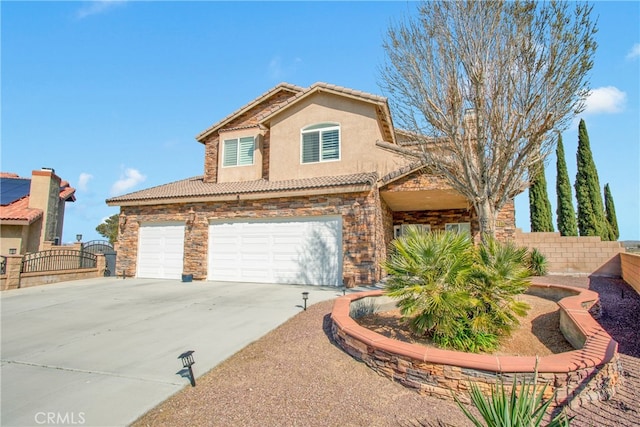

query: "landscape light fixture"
xmin=178 ymin=350 xmax=196 ymax=387
xmin=76 ymin=234 xmax=83 ymax=242
xmin=302 ymin=292 xmax=309 ymax=311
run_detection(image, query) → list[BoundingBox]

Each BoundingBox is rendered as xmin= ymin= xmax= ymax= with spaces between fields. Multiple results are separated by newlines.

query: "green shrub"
xmin=383 ymin=229 xmax=531 ymax=353
xmin=455 ymin=372 xmax=572 ymax=427
xmin=527 ymin=248 xmax=548 ymax=276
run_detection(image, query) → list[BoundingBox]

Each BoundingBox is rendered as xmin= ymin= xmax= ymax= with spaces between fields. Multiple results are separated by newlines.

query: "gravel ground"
xmin=133 ymin=275 xmax=640 ymax=427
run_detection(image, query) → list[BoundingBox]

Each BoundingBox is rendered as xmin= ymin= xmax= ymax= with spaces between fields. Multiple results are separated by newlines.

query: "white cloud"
xmin=76 ymin=1 xmax=126 ymax=20
xmin=626 ymin=43 xmax=640 ymax=60
xmin=110 ymin=168 xmax=146 ymax=196
xmin=584 ymin=86 xmax=626 ymax=114
xmin=77 ymin=172 xmax=94 ymax=192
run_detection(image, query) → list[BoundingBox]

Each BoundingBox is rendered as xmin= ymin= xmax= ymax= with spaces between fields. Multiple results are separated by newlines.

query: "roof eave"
xmin=107 ymin=183 xmax=373 ymax=207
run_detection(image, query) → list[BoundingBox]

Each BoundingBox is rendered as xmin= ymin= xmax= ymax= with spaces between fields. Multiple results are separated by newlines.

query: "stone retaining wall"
xmin=331 ymin=284 xmax=622 ymax=408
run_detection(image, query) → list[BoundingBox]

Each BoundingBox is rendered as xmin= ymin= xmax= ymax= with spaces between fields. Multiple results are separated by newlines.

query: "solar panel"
xmin=0 ymin=178 xmax=31 ymax=206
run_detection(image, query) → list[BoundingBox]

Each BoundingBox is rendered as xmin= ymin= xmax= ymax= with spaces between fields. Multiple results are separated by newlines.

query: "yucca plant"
xmin=527 ymin=248 xmax=549 ymax=276
xmin=455 ymin=371 xmax=572 ymax=427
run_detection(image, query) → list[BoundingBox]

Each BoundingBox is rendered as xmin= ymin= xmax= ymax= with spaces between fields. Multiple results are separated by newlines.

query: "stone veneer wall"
xmin=514 ymin=231 xmax=624 ymax=276
xmin=382 ymin=171 xmax=516 ymax=242
xmin=331 ymin=286 xmax=622 ymax=408
xmin=117 ymin=189 xmax=387 ymax=286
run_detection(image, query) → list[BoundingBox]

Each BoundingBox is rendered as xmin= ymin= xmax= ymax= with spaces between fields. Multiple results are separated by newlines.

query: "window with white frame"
xmin=445 ymin=222 xmax=471 ymax=234
xmin=393 ymin=224 xmax=431 ymax=239
xmin=301 ymin=123 xmax=340 ymax=163
xmin=223 ymin=136 xmax=255 ymax=167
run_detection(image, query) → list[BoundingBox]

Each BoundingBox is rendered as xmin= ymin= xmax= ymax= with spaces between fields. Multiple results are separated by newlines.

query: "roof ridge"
xmin=195 ymin=83 xmax=304 ymax=142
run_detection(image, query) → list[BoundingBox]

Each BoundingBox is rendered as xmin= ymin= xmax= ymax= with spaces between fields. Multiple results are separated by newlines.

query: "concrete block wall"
xmin=514 ymin=231 xmax=624 ymax=277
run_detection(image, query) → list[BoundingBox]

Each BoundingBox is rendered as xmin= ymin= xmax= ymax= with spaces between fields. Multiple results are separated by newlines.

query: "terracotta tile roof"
xmin=0 ymin=196 xmax=42 ymax=224
xmin=59 ymin=181 xmax=76 ymax=202
xmin=106 ymin=172 xmax=378 ymax=205
xmin=196 ymin=83 xmax=304 ymax=142
xmin=0 ymin=173 xmax=76 ymax=223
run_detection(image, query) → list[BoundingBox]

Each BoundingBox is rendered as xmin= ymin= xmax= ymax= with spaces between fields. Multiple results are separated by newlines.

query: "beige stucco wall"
xmin=216 ymin=128 xmax=265 ymax=183
xmin=29 ymin=170 xmax=62 ymax=247
xmin=0 ymin=226 xmax=23 ymax=254
xmin=267 ymin=93 xmax=408 ymax=181
xmin=0 ymin=221 xmax=41 ymax=255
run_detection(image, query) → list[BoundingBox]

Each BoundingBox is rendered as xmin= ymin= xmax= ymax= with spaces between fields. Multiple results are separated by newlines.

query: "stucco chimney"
xmin=28 ymin=168 xmax=62 ymax=247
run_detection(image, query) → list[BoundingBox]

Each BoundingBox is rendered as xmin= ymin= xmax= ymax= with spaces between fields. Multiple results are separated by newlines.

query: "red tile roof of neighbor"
xmin=0 ymin=173 xmax=76 ymax=224
xmin=0 ymin=196 xmax=43 ymax=224
xmin=106 ymin=172 xmax=378 ymax=205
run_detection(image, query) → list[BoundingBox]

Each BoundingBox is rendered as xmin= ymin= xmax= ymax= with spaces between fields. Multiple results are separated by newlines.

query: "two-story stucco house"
xmin=106 ymin=82 xmax=515 ymax=286
xmin=1 ymin=168 xmax=76 ymax=255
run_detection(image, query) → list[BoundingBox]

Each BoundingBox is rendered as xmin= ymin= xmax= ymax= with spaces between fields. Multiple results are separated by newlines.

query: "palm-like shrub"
xmin=383 ymin=229 xmax=531 ymax=353
xmin=468 ymin=238 xmax=531 ymax=338
xmin=384 ymin=228 xmax=475 ymax=347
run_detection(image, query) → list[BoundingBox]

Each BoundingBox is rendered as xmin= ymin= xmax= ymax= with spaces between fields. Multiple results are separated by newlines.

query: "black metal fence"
xmin=83 ymin=240 xmax=116 ymax=277
xmin=0 ymin=256 xmax=6 ymax=275
xmin=21 ymin=250 xmax=97 ymax=274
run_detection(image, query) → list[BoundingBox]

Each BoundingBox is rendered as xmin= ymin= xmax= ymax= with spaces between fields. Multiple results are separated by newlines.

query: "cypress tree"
xmin=575 ymin=119 xmax=608 ymax=239
xmin=604 ymin=183 xmax=619 ymax=241
xmin=529 ymin=162 xmax=554 ymax=232
xmin=555 ymin=134 xmax=578 ymax=236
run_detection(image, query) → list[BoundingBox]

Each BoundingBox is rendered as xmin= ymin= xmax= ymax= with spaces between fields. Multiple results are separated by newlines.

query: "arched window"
xmin=300 ymin=123 xmax=340 ymax=163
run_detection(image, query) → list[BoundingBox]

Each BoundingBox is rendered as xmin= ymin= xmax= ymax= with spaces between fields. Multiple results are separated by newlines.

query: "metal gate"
xmin=83 ymin=240 xmax=117 ymax=276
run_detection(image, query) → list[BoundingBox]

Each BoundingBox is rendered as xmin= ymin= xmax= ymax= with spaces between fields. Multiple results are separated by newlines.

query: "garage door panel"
xmin=137 ymin=223 xmax=185 ymax=279
xmin=208 ymin=216 xmax=342 ymax=286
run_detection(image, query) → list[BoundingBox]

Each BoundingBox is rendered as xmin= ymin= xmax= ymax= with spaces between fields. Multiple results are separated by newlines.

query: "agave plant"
xmin=455 ymin=371 xmax=572 ymax=427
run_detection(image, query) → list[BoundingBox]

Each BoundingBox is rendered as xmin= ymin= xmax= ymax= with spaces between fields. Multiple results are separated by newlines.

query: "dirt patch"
xmin=356 ymin=293 xmax=574 ymax=356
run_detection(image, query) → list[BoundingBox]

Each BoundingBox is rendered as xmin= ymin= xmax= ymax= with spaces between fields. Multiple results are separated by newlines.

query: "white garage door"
xmin=137 ymin=223 xmax=185 ymax=279
xmin=208 ymin=216 xmax=342 ymax=286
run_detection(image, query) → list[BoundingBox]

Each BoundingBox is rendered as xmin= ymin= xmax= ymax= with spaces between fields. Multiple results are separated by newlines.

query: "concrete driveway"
xmin=1 ymin=278 xmax=342 ymax=426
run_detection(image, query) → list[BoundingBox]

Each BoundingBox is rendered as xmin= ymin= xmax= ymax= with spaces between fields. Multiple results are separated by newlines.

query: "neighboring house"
xmin=107 ymin=82 xmax=515 ymax=286
xmin=1 ymin=168 xmax=76 ymax=254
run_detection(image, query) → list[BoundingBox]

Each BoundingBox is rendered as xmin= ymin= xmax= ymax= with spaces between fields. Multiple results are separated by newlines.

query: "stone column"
xmin=3 ymin=255 xmax=23 ymax=290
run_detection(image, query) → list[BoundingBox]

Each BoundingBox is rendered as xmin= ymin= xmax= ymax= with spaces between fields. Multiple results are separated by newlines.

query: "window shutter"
xmin=238 ymin=137 xmax=254 ymax=165
xmin=223 ymin=139 xmax=238 ymax=167
xmin=302 ymin=132 xmax=320 ymax=163
xmin=321 ymin=129 xmax=339 ymax=160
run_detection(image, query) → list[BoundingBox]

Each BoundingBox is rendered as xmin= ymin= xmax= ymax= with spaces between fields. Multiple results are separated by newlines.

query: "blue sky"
xmin=2 ymin=1 xmax=638 ymax=243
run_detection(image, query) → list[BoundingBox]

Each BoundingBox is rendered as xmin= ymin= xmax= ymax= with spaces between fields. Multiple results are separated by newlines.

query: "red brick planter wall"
xmin=331 ymin=284 xmax=622 ymax=408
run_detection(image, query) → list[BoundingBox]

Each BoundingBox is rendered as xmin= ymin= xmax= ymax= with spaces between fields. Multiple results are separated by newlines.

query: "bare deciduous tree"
xmin=380 ymin=0 xmax=597 ymax=237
